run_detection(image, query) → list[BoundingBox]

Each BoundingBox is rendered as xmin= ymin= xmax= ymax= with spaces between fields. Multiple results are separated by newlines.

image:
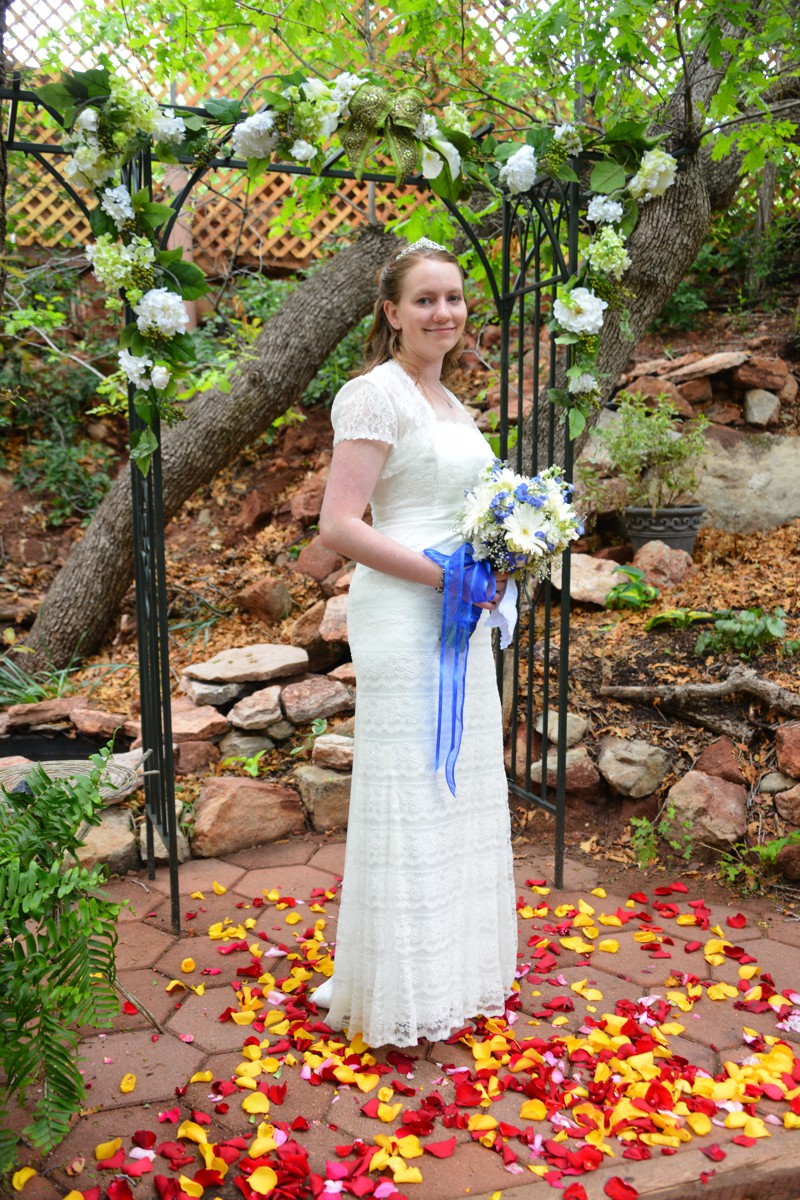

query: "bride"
xmin=316 ymin=238 xmax=517 ymax=1048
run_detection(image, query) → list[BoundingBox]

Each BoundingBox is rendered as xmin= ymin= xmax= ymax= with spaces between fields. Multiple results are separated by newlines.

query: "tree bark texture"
xmin=23 ymin=227 xmax=399 ymax=668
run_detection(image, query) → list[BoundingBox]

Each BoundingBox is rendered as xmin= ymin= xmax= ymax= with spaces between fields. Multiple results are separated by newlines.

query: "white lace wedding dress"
xmin=324 ymin=359 xmax=517 ymax=1048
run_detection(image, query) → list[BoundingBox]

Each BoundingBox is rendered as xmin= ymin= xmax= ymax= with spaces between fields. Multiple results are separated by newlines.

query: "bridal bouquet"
xmin=458 ymin=459 xmax=582 ymax=582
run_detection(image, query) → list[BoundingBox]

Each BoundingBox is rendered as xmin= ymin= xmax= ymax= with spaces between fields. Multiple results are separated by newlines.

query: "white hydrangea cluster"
xmin=153 ymin=108 xmax=186 ymax=145
xmin=232 ymin=110 xmax=278 ymax=159
xmin=118 ymin=350 xmax=172 ymax=391
xmin=442 ymin=103 xmax=471 ymax=135
xmin=585 ymin=226 xmax=631 ymax=280
xmin=65 ymin=139 xmax=116 ymax=189
xmin=85 ymin=233 xmax=154 ymax=290
xmin=118 ymin=348 xmax=153 ymax=387
xmin=628 ymin=148 xmax=678 ymax=202
xmin=587 ymin=195 xmax=624 ymax=225
xmin=414 ymin=112 xmax=439 ymax=141
xmin=134 ymin=288 xmax=190 ymax=338
xmin=100 ymin=184 xmax=135 ymax=227
xmin=553 ymin=123 xmax=583 ymax=156
xmin=290 ymin=139 xmax=317 ymax=163
xmin=553 ymin=286 xmax=608 ymax=335
xmin=497 ymin=144 xmax=538 ymax=195
xmin=568 ymin=372 xmax=600 ymax=395
xmin=331 ymin=72 xmax=365 ymax=119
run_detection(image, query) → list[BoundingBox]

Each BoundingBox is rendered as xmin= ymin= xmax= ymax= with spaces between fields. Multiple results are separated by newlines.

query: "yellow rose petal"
xmin=95 ymin=1138 xmax=122 ymax=1161
xmin=177 ymin=1119 xmax=209 ymax=1144
xmin=598 ymin=939 xmax=619 ymax=953
xmin=590 ymin=887 xmax=606 ymax=898
xmin=190 ymin=891 xmax=204 ymax=900
xmin=178 ymin=1178 xmax=204 ymax=1199
xmin=242 ymin=1091 xmax=271 ymax=1114
xmin=181 ymin=957 xmax=195 ymax=973
xmin=12 ymin=1168 xmax=37 ymax=1191
xmin=212 ymin=880 xmax=227 ymax=894
xmin=249 ymin=1166 xmax=279 ymax=1194
xmin=190 ymin=1069 xmax=213 ymax=1083
xmin=119 ymin=1072 xmax=136 ymax=1094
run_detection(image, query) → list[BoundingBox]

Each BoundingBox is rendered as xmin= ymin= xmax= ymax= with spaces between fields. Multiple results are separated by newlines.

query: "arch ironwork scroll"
xmin=2 ymin=72 xmax=578 ymax=918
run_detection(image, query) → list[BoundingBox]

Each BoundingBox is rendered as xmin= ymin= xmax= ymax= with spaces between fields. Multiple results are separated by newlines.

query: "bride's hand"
xmin=475 ymin=571 xmax=508 ymax=610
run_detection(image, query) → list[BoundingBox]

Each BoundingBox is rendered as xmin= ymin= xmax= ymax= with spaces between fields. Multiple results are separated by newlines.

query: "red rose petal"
xmin=604 ymin=1178 xmax=639 ymax=1200
xmin=122 ymin=1000 xmax=138 ymax=1015
xmin=563 ymin=1185 xmax=588 ymax=1200
xmin=423 ymin=1136 xmax=457 ymax=1158
xmin=727 ymin=913 xmax=747 ymax=928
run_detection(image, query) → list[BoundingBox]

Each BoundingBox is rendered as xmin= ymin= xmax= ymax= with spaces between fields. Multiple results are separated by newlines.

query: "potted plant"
xmin=582 ymin=390 xmax=709 ymax=554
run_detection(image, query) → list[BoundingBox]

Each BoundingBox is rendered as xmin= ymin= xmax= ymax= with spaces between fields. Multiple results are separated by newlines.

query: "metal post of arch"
xmin=3 ymin=73 xmax=581 ymax=907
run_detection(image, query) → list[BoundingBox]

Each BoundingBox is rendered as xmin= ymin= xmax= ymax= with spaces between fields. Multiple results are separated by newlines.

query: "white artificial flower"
xmin=552 ymin=123 xmax=582 ymax=155
xmin=430 ymin=133 xmax=461 ymax=180
xmin=150 ymin=364 xmax=171 ymax=390
xmin=331 ymin=72 xmax=365 ymax=120
xmin=134 ymin=288 xmax=190 ymax=337
xmin=302 ymin=78 xmax=332 ymax=102
xmin=232 ymin=111 xmax=278 ymax=160
xmin=118 ymin=348 xmax=153 ymax=387
xmin=100 ymin=185 xmax=135 ymax=227
xmin=414 ymin=112 xmax=439 ymax=141
xmin=587 ymin=195 xmax=624 ymax=224
xmin=421 ymin=148 xmax=444 ymax=179
xmin=74 ymin=107 xmax=98 ymax=132
xmin=67 ymin=142 xmax=115 ymax=188
xmin=153 ymin=108 xmax=186 ymax=145
xmin=290 ymin=139 xmax=317 ymax=163
xmin=497 ymin=144 xmax=537 ymax=195
xmin=460 ymin=490 xmax=488 ymax=541
xmin=315 ymin=100 xmax=340 ymax=138
xmin=628 ymin=148 xmax=678 ymax=202
xmin=443 ymin=103 xmax=471 ymax=135
xmin=585 ymin=226 xmax=631 ymax=279
xmin=568 ymin=372 xmax=599 ymax=394
xmin=553 ymin=286 xmax=608 ymax=335
xmin=503 ymin=505 xmax=549 ymax=555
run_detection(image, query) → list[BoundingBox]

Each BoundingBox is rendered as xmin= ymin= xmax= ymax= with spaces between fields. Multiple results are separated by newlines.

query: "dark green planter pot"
xmin=623 ymin=505 xmax=706 ymax=555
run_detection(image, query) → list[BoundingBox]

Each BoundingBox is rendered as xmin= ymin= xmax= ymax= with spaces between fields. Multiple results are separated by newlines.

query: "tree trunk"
xmin=23 ymin=226 xmax=398 ymax=669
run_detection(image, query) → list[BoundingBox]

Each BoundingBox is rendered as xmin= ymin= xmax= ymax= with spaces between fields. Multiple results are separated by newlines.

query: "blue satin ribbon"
xmin=424 ymin=544 xmax=495 ymax=796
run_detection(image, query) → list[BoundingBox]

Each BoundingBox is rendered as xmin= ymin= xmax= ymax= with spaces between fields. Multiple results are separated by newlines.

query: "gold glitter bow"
xmin=340 ymin=84 xmax=426 ymax=184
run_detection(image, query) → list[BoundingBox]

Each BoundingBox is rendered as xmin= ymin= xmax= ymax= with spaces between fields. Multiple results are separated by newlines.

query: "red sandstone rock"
xmin=174 ymin=740 xmax=221 ymax=776
xmin=731 ymin=355 xmax=789 ymax=392
xmin=776 ymin=722 xmax=800 ymax=779
xmin=663 ymin=770 xmax=747 ymax=850
xmin=72 ymin=708 xmax=128 ymax=738
xmin=775 ymin=842 xmax=800 ymax=881
xmin=778 ymin=373 xmax=798 ymax=404
xmin=774 ymin=784 xmax=800 ymax=827
xmin=281 ymin=675 xmax=353 ymax=724
xmin=319 ymin=594 xmax=349 ymax=642
xmin=5 ymin=695 xmax=91 ymax=730
xmin=238 ymin=577 xmax=294 ymax=623
xmin=290 ymin=479 xmax=326 ymax=523
xmin=632 ymin=540 xmax=694 ymax=587
xmin=233 ymin=488 xmax=274 ymax=534
xmin=694 ymin=736 xmax=747 ymax=786
xmin=622 ymin=375 xmax=693 ymax=416
xmin=295 ymin=537 xmax=344 ymax=582
xmin=190 ymin=777 xmax=305 ymax=856
xmin=704 ymin=401 xmax=741 ymax=425
xmin=229 ymin=686 xmax=283 ymax=731
xmin=676 ymin=377 xmax=712 ymax=405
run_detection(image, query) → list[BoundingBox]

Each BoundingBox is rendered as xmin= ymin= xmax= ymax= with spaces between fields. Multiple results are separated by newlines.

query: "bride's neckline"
xmin=387 ymin=359 xmax=475 ymax=428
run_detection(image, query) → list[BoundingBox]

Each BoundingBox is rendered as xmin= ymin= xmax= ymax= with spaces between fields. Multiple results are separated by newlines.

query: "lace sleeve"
xmin=331 ymin=377 xmax=398 ymax=447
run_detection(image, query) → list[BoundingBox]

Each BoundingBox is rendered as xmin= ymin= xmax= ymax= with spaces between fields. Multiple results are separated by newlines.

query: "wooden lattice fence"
xmin=2 ymin=0 xmax=471 ymax=273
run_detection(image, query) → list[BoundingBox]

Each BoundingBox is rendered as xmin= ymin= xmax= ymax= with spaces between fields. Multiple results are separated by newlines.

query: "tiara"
xmin=396 ymin=237 xmax=448 ymax=259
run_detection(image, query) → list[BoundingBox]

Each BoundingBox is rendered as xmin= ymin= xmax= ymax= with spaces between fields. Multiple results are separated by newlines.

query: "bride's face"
xmin=384 ymin=259 xmax=467 ymax=368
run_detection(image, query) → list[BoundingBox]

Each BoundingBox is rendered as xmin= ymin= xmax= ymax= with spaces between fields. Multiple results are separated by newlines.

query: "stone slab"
xmin=185 ymin=643 xmax=308 ymax=684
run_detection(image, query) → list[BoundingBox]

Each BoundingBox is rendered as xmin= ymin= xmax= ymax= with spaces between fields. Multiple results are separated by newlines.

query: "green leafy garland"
xmin=36 ymin=68 xmax=679 ymax=469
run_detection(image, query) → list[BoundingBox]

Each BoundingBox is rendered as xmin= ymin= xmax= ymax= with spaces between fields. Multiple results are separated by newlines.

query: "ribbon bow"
xmin=340 ymin=84 xmax=425 ymax=184
xmin=424 ymin=544 xmax=495 ymax=796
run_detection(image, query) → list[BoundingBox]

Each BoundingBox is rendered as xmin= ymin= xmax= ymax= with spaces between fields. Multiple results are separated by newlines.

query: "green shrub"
xmin=14 ymin=437 xmax=115 ymax=526
xmin=0 ymin=752 xmax=122 ymax=1170
xmin=695 ymin=607 xmax=787 ymax=658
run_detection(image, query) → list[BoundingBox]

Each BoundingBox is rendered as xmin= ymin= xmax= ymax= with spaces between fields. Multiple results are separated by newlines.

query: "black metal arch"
xmin=2 ymin=74 xmax=578 ymax=928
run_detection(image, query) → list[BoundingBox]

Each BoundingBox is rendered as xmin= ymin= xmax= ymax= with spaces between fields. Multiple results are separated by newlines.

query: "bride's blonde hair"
xmin=358 ymin=245 xmax=466 ymax=381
